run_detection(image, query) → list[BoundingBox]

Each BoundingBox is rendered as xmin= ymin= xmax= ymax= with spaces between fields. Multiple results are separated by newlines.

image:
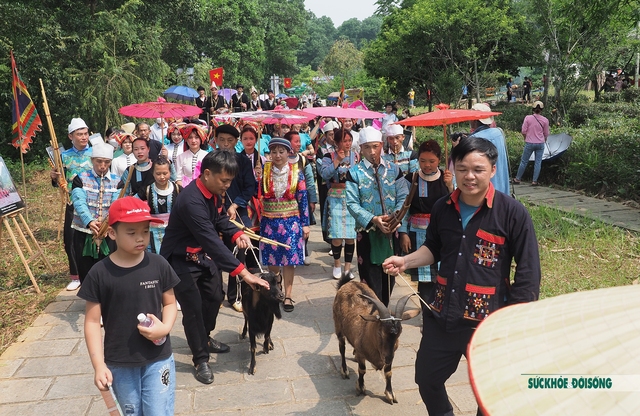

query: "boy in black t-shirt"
xmin=78 ymin=197 xmax=180 ymax=415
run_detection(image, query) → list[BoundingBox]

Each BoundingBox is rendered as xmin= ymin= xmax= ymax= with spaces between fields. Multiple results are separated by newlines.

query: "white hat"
xmin=91 ymin=143 xmax=114 ymax=160
xmin=210 ymin=81 xmax=218 ymax=90
xmin=121 ymin=122 xmax=135 ymax=134
xmin=385 ymin=124 xmax=403 ymax=136
xmin=68 ymin=118 xmax=88 ymax=134
xmin=359 ymin=126 xmax=383 ymax=146
xmin=471 ymin=103 xmax=494 ymax=125
xmin=533 ymin=100 xmax=544 ymax=109
xmin=322 ymin=121 xmax=339 ymax=133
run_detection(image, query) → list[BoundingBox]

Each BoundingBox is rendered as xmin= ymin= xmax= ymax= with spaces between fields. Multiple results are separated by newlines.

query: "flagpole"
xmin=39 ymin=78 xmax=69 ymax=240
xmin=11 ymin=51 xmax=28 ymax=219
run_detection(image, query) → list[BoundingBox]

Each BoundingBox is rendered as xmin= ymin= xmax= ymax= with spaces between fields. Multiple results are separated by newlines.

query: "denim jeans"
xmin=109 ymin=354 xmax=175 ymax=416
xmin=516 ymin=142 xmax=545 ymax=182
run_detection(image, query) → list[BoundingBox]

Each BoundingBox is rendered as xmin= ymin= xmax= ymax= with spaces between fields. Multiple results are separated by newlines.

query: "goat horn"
xmin=394 ymin=294 xmax=415 ymax=318
xmin=358 ymin=293 xmax=391 ymax=319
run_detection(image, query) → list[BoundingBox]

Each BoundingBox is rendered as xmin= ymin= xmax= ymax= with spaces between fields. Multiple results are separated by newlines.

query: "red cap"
xmin=108 ymin=197 xmax=164 ymax=225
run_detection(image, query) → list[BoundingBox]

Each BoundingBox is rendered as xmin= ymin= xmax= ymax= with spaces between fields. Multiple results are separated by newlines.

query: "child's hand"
xmin=94 ymin=363 xmax=112 ymax=391
xmin=137 ymin=314 xmax=167 ymax=342
xmin=302 ymin=226 xmax=310 ymax=239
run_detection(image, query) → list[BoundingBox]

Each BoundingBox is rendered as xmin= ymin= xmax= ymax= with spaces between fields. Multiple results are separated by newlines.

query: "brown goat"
xmin=333 ymin=276 xmax=420 ymax=404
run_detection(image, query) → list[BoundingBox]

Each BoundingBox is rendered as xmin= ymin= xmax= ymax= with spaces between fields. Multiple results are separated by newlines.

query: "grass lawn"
xmin=0 ymin=163 xmax=639 ymax=356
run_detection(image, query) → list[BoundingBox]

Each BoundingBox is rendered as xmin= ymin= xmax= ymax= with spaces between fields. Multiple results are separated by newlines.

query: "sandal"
xmin=531 ymin=181 xmax=540 ymax=186
xmin=511 ymin=178 xmax=521 ymax=185
xmin=283 ymin=297 xmax=295 ymax=312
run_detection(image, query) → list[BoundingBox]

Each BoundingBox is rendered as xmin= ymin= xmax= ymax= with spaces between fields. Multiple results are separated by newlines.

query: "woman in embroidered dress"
xmin=398 ymin=140 xmax=454 ymax=302
xmin=165 ymin=122 xmax=185 ymax=181
xmin=320 ymin=128 xmax=359 ymax=279
xmin=260 ymin=138 xmax=310 ymax=312
xmin=175 ymin=123 xmax=209 ymax=187
xmin=138 ymin=156 xmax=182 ymax=254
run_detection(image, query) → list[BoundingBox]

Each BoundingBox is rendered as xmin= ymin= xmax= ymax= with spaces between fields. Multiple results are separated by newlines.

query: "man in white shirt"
xmin=150 ymin=118 xmax=167 ymax=143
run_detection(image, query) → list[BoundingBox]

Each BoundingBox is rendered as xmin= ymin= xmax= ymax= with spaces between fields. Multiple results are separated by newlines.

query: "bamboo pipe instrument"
xmin=229 ymin=219 xmax=290 ymax=249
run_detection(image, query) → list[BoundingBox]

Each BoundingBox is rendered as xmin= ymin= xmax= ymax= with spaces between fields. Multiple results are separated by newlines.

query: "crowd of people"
xmin=51 ymin=94 xmax=543 ymax=415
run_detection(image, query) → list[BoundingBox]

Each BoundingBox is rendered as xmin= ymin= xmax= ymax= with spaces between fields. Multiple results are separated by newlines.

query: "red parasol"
xmin=303 ymin=106 xmax=385 ymax=120
xmin=282 ymin=97 xmax=299 ymax=109
xmin=395 ymin=108 xmax=502 ymax=163
xmin=119 ymin=98 xmax=202 ymax=119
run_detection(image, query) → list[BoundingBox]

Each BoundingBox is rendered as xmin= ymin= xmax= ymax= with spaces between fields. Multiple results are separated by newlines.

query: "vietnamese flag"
xmin=209 ymin=67 xmax=224 ymax=87
xmin=284 ymin=78 xmax=292 ymax=89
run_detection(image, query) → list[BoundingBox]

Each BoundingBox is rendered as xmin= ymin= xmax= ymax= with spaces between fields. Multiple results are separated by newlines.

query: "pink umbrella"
xmin=119 ymin=98 xmax=202 ymax=119
xmin=303 ymin=106 xmax=384 ymax=120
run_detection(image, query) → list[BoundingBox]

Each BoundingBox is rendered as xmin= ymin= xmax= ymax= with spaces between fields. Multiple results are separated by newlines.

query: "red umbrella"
xmin=395 ymin=108 xmax=502 ymax=163
xmin=303 ymin=106 xmax=385 ymax=120
xmin=119 ymin=98 xmax=202 ymax=119
xmin=282 ymin=97 xmax=299 ymax=109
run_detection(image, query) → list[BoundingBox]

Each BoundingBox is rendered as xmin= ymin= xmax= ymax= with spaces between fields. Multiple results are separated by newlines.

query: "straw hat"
xmin=468 ymin=284 xmax=640 ymax=415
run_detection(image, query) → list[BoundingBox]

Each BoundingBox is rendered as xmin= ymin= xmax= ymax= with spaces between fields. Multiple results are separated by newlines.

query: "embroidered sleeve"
xmin=296 ymin=171 xmax=310 ymax=226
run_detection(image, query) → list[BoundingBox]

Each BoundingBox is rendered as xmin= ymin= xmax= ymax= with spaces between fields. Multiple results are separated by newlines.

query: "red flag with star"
xmin=284 ymin=78 xmax=292 ymax=89
xmin=11 ymin=50 xmax=42 ymax=154
xmin=209 ymin=67 xmax=224 ymax=87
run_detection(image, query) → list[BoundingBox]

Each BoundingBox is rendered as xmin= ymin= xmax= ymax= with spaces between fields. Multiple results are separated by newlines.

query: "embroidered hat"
xmin=68 ymin=118 xmax=88 ymax=134
xmin=180 ymin=123 xmax=208 ymax=142
xmin=114 ymin=132 xmax=135 ymax=145
xmin=471 ymin=103 xmax=494 ymax=125
xmin=108 ymin=196 xmax=164 ymax=225
xmin=384 ymin=124 xmax=404 ymax=136
xmin=268 ymin=137 xmax=292 ymax=153
xmin=167 ymin=122 xmax=186 ymax=138
xmin=359 ymin=126 xmax=383 ymax=146
xmin=533 ymin=100 xmax=544 ymax=109
xmin=210 ymin=81 xmax=218 ymax=90
xmin=91 ymin=143 xmax=114 ymax=160
xmin=322 ymin=121 xmax=339 ymax=133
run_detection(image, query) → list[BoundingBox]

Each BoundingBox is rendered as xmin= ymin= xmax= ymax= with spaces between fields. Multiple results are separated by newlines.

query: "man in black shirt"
xmin=231 ymin=84 xmax=249 ymax=113
xmin=160 ymin=150 xmax=268 ymax=384
xmin=206 ymin=82 xmax=228 ymax=119
xmin=383 ymin=136 xmax=541 ymax=416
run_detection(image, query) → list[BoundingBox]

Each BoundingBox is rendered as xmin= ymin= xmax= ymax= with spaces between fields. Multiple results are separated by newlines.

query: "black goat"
xmin=240 ymin=271 xmax=284 ymax=375
xmin=333 ymin=274 xmax=420 ymax=404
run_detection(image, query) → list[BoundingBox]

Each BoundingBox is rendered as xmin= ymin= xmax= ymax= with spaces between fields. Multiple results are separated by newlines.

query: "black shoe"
xmin=194 ymin=362 xmax=214 ymax=384
xmin=208 ymin=337 xmax=230 ymax=353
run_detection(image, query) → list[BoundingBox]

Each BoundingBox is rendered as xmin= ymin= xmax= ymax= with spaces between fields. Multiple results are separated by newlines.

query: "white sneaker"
xmin=176 ymin=301 xmax=182 ymax=311
xmin=328 ymin=249 xmax=333 ymax=256
xmin=332 ymin=267 xmax=342 ymax=279
xmin=304 ymin=257 xmax=311 ymax=265
xmin=66 ymin=279 xmax=81 ymax=291
xmin=346 ymin=270 xmax=355 ymax=280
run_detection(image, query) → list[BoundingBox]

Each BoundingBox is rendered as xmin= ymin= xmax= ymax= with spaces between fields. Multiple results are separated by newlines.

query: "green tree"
xmin=321 ymin=39 xmax=363 ymax=79
xmin=297 ymin=12 xmax=337 ymax=70
xmin=365 ymin=0 xmax=529 ymax=105
xmin=521 ymin=0 xmax=639 ymax=117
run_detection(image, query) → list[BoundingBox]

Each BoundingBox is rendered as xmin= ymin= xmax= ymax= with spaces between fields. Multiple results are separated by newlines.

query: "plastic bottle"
xmin=137 ymin=313 xmax=166 ymax=345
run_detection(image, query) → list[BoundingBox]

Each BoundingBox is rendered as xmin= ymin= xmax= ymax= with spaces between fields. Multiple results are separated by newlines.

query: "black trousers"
xmin=174 ymin=269 xmax=223 ymax=366
xmin=72 ymin=231 xmax=115 ymax=283
xmin=64 ymin=203 xmax=78 ymax=276
xmin=415 ymin=314 xmax=482 ymax=416
xmin=356 ymin=230 xmax=395 ymax=307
